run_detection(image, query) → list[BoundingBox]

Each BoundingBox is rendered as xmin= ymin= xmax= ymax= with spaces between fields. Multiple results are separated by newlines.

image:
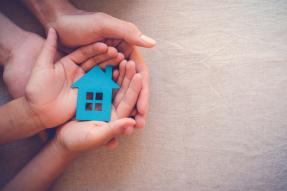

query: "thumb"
xmin=36 ymin=28 xmax=57 ymax=67
xmin=78 ymin=118 xmax=136 ymax=150
xmin=98 ymin=13 xmax=156 ymax=48
xmin=99 ymin=118 xmax=136 ymax=140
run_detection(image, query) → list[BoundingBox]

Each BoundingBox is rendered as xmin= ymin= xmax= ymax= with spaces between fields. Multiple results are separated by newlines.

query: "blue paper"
xmin=72 ymin=66 xmax=119 ymax=121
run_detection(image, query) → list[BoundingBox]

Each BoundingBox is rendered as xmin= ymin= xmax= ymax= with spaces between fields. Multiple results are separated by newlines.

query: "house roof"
xmin=72 ymin=66 xmax=120 ymax=89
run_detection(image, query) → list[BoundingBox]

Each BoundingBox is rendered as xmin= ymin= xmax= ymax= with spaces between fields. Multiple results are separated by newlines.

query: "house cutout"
xmin=72 ymin=66 xmax=119 ymax=121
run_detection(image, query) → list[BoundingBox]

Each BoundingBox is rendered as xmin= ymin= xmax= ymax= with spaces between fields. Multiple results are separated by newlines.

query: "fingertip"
xmin=135 ymin=115 xmax=146 ymax=129
xmin=120 ymin=60 xmax=127 ymax=69
xmin=117 ymin=52 xmax=125 ymax=61
xmin=133 ymin=73 xmax=143 ymax=81
xmin=126 ymin=60 xmax=136 ymax=74
xmin=113 ymin=69 xmax=119 ymax=80
xmin=139 ymin=34 xmax=156 ymax=48
xmin=124 ymin=118 xmax=136 ymax=126
xmin=127 ymin=60 xmax=135 ymax=66
xmin=46 ymin=27 xmax=57 ymax=42
xmin=107 ymin=47 xmax=118 ymax=57
xmin=47 ymin=27 xmax=56 ymax=35
xmin=94 ymin=42 xmax=108 ymax=53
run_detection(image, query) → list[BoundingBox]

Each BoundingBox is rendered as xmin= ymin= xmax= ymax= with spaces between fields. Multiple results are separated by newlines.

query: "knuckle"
xmin=80 ymin=47 xmax=91 ymax=57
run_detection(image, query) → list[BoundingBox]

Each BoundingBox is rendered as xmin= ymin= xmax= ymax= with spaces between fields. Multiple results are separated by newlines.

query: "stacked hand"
xmin=25 ymin=28 xmax=144 ymax=152
xmin=0 ymin=1 xmax=155 ymax=190
xmin=46 ymin=8 xmax=153 ymax=129
xmin=2 ymin=1 xmax=154 ymax=152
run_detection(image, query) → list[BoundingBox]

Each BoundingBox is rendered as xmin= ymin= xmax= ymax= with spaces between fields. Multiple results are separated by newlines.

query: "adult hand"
xmin=50 ymin=11 xmax=156 ymax=49
xmin=23 ymin=0 xmax=156 ymax=49
xmin=25 ymin=28 xmax=123 ymax=129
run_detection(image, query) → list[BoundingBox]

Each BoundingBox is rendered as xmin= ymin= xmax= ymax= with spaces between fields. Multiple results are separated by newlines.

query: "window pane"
xmin=86 ymin=92 xmax=93 ymax=100
xmin=95 ymin=92 xmax=103 ymax=100
xmin=85 ymin=103 xmax=93 ymax=111
xmin=95 ymin=103 xmax=102 ymax=111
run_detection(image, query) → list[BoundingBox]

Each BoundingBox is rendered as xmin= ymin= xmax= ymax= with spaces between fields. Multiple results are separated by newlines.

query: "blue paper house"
xmin=72 ymin=66 xmax=119 ymax=121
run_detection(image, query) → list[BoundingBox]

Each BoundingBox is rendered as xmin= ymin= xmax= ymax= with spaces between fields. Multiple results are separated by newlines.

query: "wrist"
xmin=51 ymin=136 xmax=78 ymax=160
xmin=20 ymin=97 xmax=45 ymax=131
xmin=23 ymin=0 xmax=79 ymax=31
xmin=0 ymin=13 xmax=29 ymax=65
xmin=0 ymin=97 xmax=45 ymax=144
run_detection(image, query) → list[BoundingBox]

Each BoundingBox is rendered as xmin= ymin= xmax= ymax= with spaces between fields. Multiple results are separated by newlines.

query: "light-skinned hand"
xmin=48 ymin=10 xmax=156 ymax=49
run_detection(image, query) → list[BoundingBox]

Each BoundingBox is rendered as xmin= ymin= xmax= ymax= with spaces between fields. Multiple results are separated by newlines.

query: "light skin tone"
xmin=0 ymin=1 xmax=153 ymax=188
xmin=0 ymin=28 xmax=142 ymax=145
xmin=0 ymin=12 xmax=125 ymax=98
xmin=0 ymin=11 xmax=146 ymax=145
xmin=22 ymin=0 xmax=153 ymax=128
xmin=3 ymin=32 xmax=142 ymax=191
xmin=2 ymin=119 xmax=136 ymax=191
xmin=3 ymin=58 xmax=141 ymax=191
xmin=0 ymin=12 xmax=131 ymax=143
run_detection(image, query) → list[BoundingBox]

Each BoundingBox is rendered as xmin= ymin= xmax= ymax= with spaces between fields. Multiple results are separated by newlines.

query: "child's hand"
xmin=55 ymin=118 xmax=135 ymax=154
xmin=24 ymin=28 xmax=117 ymax=129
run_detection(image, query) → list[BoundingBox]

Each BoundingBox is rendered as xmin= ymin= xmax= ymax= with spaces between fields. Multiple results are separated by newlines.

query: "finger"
xmin=105 ymin=118 xmax=136 ymax=137
xmin=99 ymin=52 xmax=124 ymax=69
xmin=36 ymin=28 xmax=57 ymax=68
xmin=80 ymin=47 xmax=117 ymax=72
xmin=117 ymin=60 xmax=127 ymax=85
xmin=98 ymin=13 xmax=156 ymax=48
xmin=123 ymin=126 xmax=134 ymax=135
xmin=105 ymin=137 xmax=119 ymax=150
xmin=137 ymin=75 xmax=149 ymax=115
xmin=116 ymin=73 xmax=143 ymax=118
xmin=83 ymin=118 xmax=135 ymax=144
xmin=132 ymin=48 xmax=150 ymax=115
xmin=112 ymin=70 xmax=120 ymax=98
xmin=135 ymin=114 xmax=146 ymax=129
xmin=68 ymin=42 xmax=108 ymax=64
xmin=114 ymin=61 xmax=137 ymax=108
xmin=113 ymin=69 xmax=119 ymax=81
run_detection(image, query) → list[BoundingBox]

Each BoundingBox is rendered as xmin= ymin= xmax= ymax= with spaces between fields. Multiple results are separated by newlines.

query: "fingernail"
xmin=140 ymin=34 xmax=156 ymax=45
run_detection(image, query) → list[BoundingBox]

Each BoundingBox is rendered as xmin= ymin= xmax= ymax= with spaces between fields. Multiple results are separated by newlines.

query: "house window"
xmin=95 ymin=92 xmax=103 ymax=100
xmin=85 ymin=103 xmax=93 ymax=111
xmin=85 ymin=91 xmax=104 ymax=111
xmin=86 ymin=92 xmax=93 ymax=100
xmin=95 ymin=103 xmax=102 ymax=111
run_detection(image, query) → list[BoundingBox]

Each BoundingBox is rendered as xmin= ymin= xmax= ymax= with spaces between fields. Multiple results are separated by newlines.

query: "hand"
xmin=104 ymin=42 xmax=150 ymax=129
xmin=55 ymin=60 xmax=142 ymax=152
xmin=25 ymin=28 xmax=124 ymax=129
xmin=54 ymin=118 xmax=135 ymax=154
xmin=129 ymin=48 xmax=149 ymax=129
xmin=48 ymin=10 xmax=156 ymax=49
